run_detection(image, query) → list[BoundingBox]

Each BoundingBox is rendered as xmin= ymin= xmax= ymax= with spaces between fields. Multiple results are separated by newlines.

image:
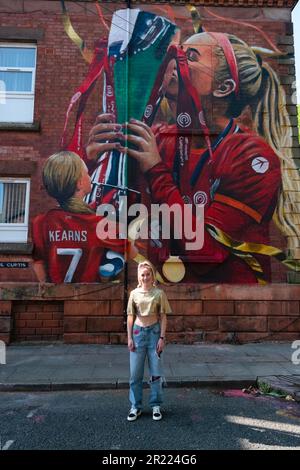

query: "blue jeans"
xmin=129 ymin=322 xmax=164 ymax=409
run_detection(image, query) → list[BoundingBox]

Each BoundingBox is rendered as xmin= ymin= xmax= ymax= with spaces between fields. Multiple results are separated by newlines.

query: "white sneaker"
xmin=152 ymin=406 xmax=162 ymax=421
xmin=127 ymin=407 xmax=142 ymax=422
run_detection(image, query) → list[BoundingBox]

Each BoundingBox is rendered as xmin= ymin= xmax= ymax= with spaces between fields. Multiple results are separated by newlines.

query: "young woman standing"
xmin=127 ymin=261 xmax=171 ymax=421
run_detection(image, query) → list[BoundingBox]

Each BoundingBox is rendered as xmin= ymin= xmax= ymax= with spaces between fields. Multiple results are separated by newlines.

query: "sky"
xmin=292 ymin=2 xmax=300 ymax=102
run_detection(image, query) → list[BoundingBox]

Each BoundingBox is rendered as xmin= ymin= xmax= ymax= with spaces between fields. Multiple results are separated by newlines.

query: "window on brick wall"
xmin=0 ymin=43 xmax=37 ymax=123
xmin=0 ymin=178 xmax=30 ymax=242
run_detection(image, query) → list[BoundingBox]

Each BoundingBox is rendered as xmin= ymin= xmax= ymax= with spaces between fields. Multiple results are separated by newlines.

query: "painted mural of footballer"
xmin=86 ymin=11 xmax=300 ymax=284
xmin=32 ymin=151 xmax=136 ymax=283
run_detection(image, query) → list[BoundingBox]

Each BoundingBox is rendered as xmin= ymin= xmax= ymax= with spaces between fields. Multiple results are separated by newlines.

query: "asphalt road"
xmin=1 ymin=387 xmax=300 ymax=450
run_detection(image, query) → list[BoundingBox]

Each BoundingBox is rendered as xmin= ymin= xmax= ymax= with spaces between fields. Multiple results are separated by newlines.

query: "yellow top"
xmin=127 ymin=287 xmax=172 ymax=317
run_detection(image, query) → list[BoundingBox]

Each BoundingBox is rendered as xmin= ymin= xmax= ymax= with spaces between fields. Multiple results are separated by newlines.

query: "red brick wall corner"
xmin=0 ymin=301 xmax=12 ymax=344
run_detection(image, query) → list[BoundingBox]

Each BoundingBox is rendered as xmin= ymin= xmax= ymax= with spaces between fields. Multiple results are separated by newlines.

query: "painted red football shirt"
xmin=146 ymin=122 xmax=281 ymax=283
xmin=32 ymin=208 xmax=126 ymax=283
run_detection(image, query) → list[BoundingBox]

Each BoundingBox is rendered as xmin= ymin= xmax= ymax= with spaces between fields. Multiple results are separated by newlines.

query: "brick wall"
xmin=64 ymin=298 xmax=126 ymax=344
xmin=0 ymin=283 xmax=299 ymax=344
xmin=12 ymin=301 xmax=64 ymax=342
xmin=0 ymin=301 xmax=12 ymax=344
xmin=0 ymin=1 xmax=299 ymax=345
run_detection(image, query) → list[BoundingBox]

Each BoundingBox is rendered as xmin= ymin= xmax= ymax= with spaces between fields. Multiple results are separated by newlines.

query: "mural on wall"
xmin=32 ymin=2 xmax=300 ymax=284
xmin=32 ymin=150 xmax=136 ymax=283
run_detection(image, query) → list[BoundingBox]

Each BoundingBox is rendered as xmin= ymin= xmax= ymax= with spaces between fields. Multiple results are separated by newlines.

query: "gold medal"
xmin=162 ymin=256 xmax=185 ymax=282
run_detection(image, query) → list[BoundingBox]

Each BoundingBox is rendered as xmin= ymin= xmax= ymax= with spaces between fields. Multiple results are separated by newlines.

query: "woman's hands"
xmin=86 ymin=113 xmax=162 ymax=173
xmin=156 ymin=337 xmax=165 ymax=355
xmin=86 ymin=113 xmax=123 ymax=161
xmin=128 ymin=338 xmax=135 ymax=352
xmin=119 ymin=119 xmax=162 ymax=173
xmin=128 ymin=337 xmax=165 ymax=354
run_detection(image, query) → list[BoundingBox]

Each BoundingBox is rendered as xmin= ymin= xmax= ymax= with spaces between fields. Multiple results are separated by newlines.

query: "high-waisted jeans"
xmin=129 ymin=322 xmax=164 ymax=409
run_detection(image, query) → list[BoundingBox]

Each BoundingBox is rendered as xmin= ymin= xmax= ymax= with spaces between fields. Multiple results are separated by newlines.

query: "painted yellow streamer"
xmin=186 ymin=5 xmax=203 ymax=34
xmin=206 ymin=223 xmax=300 ymax=283
xmin=61 ymin=11 xmax=93 ymax=64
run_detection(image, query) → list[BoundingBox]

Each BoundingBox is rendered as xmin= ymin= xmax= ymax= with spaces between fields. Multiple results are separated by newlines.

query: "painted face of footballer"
xmin=77 ymin=162 xmax=92 ymax=197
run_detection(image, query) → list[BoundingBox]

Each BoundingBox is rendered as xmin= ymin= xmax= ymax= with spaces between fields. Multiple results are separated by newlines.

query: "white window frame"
xmin=0 ymin=43 xmax=37 ymax=123
xmin=0 ymin=178 xmax=31 ymax=243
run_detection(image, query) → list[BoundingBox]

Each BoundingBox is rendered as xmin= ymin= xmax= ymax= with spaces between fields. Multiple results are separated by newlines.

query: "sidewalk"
xmin=0 ymin=342 xmax=299 ymax=399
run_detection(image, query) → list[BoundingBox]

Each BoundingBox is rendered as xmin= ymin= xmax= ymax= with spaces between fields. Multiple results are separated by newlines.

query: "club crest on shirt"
xmin=193 ymin=191 xmax=208 ymax=206
xmin=251 ymin=156 xmax=269 ymax=174
xmin=177 ymin=112 xmax=192 ymax=128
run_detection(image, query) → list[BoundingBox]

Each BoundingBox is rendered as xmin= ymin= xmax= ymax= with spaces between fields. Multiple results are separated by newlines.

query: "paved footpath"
xmin=0 ymin=342 xmax=299 ymax=398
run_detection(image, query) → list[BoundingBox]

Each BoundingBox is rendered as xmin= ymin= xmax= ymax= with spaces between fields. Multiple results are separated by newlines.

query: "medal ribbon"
xmin=61 ymin=39 xmax=108 ymax=156
xmin=141 ymin=44 xmax=213 ymax=199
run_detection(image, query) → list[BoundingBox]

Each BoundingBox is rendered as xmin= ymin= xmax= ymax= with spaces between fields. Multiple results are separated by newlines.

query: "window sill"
xmin=0 ymin=122 xmax=40 ymax=132
xmin=0 ymin=243 xmax=33 ymax=255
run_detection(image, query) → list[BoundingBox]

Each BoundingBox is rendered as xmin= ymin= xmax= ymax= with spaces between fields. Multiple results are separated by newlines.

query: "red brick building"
xmin=0 ymin=0 xmax=300 ymax=344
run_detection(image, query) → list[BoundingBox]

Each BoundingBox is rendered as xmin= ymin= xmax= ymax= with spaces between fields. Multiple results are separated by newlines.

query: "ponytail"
xmin=58 ymin=196 xmax=94 ymax=214
xmin=252 ymin=62 xmax=300 ymax=244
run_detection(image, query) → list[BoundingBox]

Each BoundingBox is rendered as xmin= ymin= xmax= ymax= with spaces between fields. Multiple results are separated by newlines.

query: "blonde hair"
xmin=137 ymin=261 xmax=157 ymax=287
xmin=215 ymin=34 xmax=300 ymax=253
xmin=42 ymin=151 xmax=94 ymax=214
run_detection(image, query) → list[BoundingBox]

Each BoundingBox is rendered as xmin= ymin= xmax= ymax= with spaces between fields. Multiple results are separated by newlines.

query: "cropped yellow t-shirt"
xmin=127 ymin=287 xmax=172 ymax=317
